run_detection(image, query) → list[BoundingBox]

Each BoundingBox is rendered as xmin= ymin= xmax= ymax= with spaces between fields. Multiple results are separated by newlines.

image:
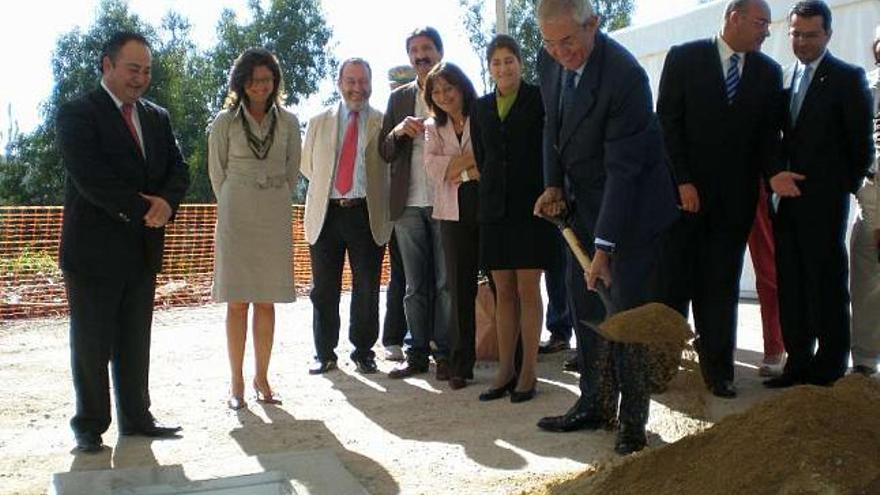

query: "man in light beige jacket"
xmin=301 ymin=57 xmax=391 ymax=375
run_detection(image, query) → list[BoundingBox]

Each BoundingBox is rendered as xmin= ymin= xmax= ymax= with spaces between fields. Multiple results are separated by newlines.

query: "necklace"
xmin=241 ymin=109 xmax=277 ymax=160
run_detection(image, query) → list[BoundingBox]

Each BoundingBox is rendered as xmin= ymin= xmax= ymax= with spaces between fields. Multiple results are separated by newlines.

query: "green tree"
xmin=0 ymin=0 xmax=334 ymax=206
xmin=197 ymin=0 xmax=337 ymax=202
xmin=460 ymin=0 xmax=635 ymax=87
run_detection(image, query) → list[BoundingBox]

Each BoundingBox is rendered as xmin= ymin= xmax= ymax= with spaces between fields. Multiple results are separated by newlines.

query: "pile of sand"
xmin=532 ymin=374 xmax=880 ymax=495
xmin=600 ymin=302 xmax=694 ymax=393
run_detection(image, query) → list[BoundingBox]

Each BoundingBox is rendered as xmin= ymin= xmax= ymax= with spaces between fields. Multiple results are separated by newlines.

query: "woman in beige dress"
xmin=208 ymin=48 xmax=300 ymax=410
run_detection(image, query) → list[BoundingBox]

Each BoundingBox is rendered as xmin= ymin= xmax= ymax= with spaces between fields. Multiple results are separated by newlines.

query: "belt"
xmin=328 ymin=197 xmax=366 ymax=208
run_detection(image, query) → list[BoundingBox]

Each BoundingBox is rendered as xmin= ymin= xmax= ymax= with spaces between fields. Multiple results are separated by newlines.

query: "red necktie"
xmin=335 ymin=111 xmax=358 ymax=195
xmin=121 ymin=103 xmax=143 ymax=156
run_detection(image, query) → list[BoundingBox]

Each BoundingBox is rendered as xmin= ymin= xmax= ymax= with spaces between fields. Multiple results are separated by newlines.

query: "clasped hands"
xmin=140 ymin=193 xmax=171 ymax=228
xmin=532 ymin=187 xmax=612 ymax=291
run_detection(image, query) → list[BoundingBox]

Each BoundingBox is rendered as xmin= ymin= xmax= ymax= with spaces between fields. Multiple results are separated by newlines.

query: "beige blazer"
xmin=301 ymin=104 xmax=391 ymax=245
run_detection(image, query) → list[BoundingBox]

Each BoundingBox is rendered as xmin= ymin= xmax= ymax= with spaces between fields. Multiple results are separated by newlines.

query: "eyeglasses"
xmin=248 ymin=76 xmax=274 ymax=86
xmin=542 ymin=22 xmax=588 ymax=51
xmin=789 ymin=29 xmax=825 ymax=41
xmin=747 ymin=17 xmax=771 ymax=29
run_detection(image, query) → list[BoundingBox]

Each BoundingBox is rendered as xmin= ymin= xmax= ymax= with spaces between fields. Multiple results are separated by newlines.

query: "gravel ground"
xmin=0 ymin=295 xmax=783 ymax=494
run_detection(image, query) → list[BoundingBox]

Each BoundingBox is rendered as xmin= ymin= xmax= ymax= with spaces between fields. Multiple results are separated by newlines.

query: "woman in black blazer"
xmin=472 ymin=35 xmax=555 ymax=403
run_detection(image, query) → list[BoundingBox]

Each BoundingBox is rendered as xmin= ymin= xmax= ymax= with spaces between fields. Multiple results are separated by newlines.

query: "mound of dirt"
xmin=535 ymin=374 xmax=880 ymax=495
xmin=600 ymin=302 xmax=694 ymax=393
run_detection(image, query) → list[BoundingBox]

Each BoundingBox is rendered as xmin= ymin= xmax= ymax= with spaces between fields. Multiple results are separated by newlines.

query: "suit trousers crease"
xmin=850 ymin=215 xmax=880 ymax=368
xmin=309 ymin=204 xmax=383 ymax=362
xmin=656 ymin=211 xmax=750 ymax=383
xmin=774 ymin=197 xmax=851 ymax=381
xmin=382 ymin=230 xmax=408 ymax=347
xmin=441 ymin=217 xmax=479 ymax=379
xmin=566 ymin=238 xmax=658 ymax=429
xmin=65 ymin=269 xmax=155 ymax=436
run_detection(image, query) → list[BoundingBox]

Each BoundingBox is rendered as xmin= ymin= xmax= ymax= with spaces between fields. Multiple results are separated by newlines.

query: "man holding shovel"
xmin=532 ymin=0 xmax=678 ymax=455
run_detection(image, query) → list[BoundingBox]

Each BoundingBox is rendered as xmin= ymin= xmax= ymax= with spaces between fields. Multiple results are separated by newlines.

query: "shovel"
xmin=538 ymin=213 xmax=691 ymax=345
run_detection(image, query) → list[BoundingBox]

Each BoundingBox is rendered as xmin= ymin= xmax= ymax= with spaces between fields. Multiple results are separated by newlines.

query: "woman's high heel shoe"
xmin=253 ymin=381 xmax=282 ymax=405
xmin=478 ymin=375 xmax=517 ymax=402
xmin=227 ymin=396 xmax=247 ymax=411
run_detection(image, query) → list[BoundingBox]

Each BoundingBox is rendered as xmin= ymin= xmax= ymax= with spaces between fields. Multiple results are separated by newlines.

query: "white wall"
xmin=611 ymin=0 xmax=880 ymax=298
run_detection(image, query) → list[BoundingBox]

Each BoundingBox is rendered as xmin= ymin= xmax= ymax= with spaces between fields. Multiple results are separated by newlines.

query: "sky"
xmin=0 ymin=0 xmax=702 ymax=146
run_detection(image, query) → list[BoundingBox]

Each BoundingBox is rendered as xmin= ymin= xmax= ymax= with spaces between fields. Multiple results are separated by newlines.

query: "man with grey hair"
xmin=848 ymin=26 xmax=880 ymax=377
xmin=532 ymin=0 xmax=677 ymax=455
xmin=302 ymin=57 xmax=391 ymax=375
xmin=655 ymin=0 xmax=783 ymax=398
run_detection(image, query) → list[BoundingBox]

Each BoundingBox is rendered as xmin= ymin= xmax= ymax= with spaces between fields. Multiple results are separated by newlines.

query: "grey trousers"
xmin=850 ymin=213 xmax=880 ymax=370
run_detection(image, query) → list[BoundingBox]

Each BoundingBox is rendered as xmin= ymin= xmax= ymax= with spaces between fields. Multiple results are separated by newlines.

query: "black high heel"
xmin=478 ymin=375 xmax=517 ymax=402
xmin=509 ymin=387 xmax=536 ymax=403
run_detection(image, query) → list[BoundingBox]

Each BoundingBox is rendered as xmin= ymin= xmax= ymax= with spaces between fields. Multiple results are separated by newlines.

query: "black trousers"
xmin=65 ymin=269 xmax=156 ymax=438
xmin=654 ymin=211 xmax=751 ymax=384
xmin=566 ymin=229 xmax=660 ymax=431
xmin=441 ymin=218 xmax=479 ymax=378
xmin=544 ymin=229 xmax=573 ymax=341
xmin=382 ymin=230 xmax=408 ymax=347
xmin=774 ymin=195 xmax=851 ymax=383
xmin=309 ymin=203 xmax=384 ymax=361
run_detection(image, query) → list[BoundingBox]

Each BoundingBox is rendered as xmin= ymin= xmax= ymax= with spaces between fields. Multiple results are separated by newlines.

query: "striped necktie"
xmin=725 ymin=54 xmax=740 ymax=104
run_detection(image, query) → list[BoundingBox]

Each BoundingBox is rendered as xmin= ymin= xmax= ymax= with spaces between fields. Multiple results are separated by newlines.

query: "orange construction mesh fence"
xmin=0 ymin=205 xmax=391 ymax=320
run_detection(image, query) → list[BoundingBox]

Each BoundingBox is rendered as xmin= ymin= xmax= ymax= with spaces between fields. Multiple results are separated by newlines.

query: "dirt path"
xmin=0 ymin=297 xmax=781 ymax=494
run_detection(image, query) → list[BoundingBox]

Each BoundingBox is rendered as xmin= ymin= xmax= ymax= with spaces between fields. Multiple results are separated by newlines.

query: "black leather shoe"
xmin=478 ymin=376 xmax=517 ymax=401
xmin=614 ymin=429 xmax=647 ymax=455
xmin=710 ymin=380 xmax=737 ymax=398
xmin=853 ymin=365 xmax=877 ymax=376
xmin=538 ymin=338 xmax=570 ymax=354
xmin=763 ymin=373 xmax=802 ymax=389
xmin=120 ymin=422 xmax=182 ymax=438
xmin=309 ymin=359 xmax=337 ymax=375
xmin=562 ymin=354 xmax=579 ymax=372
xmin=388 ymin=361 xmax=428 ymax=379
xmin=510 ymin=387 xmax=536 ymax=403
xmin=75 ymin=433 xmax=104 ymax=453
xmin=353 ymin=356 xmax=378 ymax=374
xmin=537 ymin=409 xmax=609 ymax=432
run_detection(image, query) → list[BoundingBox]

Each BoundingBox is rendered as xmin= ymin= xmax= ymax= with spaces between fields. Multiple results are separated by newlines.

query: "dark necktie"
xmin=335 ymin=111 xmax=358 ymax=195
xmin=725 ymin=53 xmax=740 ymax=104
xmin=121 ymin=103 xmax=143 ymax=157
xmin=560 ymin=69 xmax=577 ymax=127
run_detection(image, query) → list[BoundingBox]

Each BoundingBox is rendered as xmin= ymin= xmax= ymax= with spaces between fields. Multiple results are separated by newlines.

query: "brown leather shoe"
xmin=388 ymin=361 xmax=428 ymax=379
xmin=448 ymin=377 xmax=468 ymax=390
xmin=435 ymin=360 xmax=451 ymax=381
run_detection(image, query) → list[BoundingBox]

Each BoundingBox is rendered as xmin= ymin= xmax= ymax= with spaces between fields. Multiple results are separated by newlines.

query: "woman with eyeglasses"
xmin=209 ymin=48 xmax=301 ymax=410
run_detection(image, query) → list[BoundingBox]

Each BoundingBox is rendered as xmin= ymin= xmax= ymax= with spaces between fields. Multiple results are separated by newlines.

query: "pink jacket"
xmin=424 ymin=116 xmax=474 ymax=221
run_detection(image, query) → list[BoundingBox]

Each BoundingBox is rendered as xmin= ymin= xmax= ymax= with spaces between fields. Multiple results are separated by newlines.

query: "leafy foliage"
xmin=459 ymin=0 xmax=635 ymax=87
xmin=0 ymin=0 xmax=334 ymax=205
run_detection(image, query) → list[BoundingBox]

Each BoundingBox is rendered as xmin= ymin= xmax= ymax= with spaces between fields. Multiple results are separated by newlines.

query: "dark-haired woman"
xmin=473 ymin=35 xmax=554 ymax=403
xmin=208 ymin=48 xmax=300 ymax=410
xmin=424 ymin=62 xmax=480 ymax=390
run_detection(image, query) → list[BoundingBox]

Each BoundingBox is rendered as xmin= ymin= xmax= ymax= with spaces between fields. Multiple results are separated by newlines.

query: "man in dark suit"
xmin=532 ymin=0 xmax=678 ymax=455
xmin=56 ymin=32 xmax=190 ymax=453
xmin=655 ymin=0 xmax=783 ymax=398
xmin=379 ymin=27 xmax=452 ymax=380
xmin=765 ymin=1 xmax=874 ymax=388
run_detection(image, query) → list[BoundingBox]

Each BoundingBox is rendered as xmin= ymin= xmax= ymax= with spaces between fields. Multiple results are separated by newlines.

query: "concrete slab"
xmin=49 ymin=449 xmax=369 ymax=495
